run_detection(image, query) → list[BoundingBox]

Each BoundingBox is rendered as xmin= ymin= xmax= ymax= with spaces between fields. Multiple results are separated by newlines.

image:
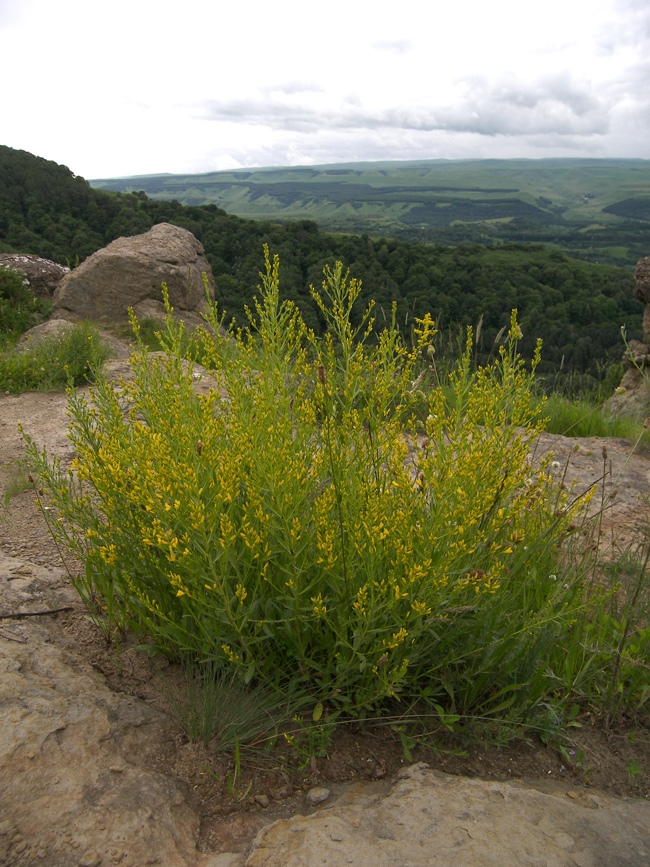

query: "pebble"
xmin=78 ymin=849 xmax=102 ymax=867
xmin=254 ymin=794 xmax=270 ymax=808
xmin=306 ymin=786 xmax=331 ymax=806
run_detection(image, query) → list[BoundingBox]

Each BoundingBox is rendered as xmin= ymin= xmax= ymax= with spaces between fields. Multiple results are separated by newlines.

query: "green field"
xmin=91 ymin=158 xmax=650 ymax=270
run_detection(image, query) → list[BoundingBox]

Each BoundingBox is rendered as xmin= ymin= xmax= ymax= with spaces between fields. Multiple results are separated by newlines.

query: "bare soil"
xmin=2 ymin=371 xmax=650 ymax=855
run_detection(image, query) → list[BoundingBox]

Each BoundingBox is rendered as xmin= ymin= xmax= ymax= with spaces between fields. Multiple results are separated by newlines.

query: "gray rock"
xmin=305 ymin=786 xmax=330 ymax=806
xmin=52 ymin=223 xmax=214 ymax=325
xmin=0 ymin=253 xmax=69 ymax=297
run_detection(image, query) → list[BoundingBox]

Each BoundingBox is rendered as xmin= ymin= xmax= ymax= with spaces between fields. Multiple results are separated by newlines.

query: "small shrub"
xmin=0 ymin=321 xmax=110 ymax=393
xmin=0 ymin=266 xmax=51 ymax=346
xmin=25 ymin=252 xmax=592 ymax=728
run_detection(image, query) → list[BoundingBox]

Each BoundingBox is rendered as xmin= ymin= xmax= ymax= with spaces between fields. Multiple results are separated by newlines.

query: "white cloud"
xmin=0 ymin=0 xmax=648 ymax=177
xmin=372 ymin=39 xmax=413 ymax=55
xmin=196 ymin=71 xmax=609 ymax=141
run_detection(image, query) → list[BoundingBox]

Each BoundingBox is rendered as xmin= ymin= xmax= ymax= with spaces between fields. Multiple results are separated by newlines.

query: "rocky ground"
xmin=2 ymin=350 xmax=650 ymax=866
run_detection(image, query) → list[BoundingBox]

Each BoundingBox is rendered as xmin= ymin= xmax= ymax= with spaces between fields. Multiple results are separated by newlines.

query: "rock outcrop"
xmin=0 ymin=553 xmax=219 ymax=867
xmin=606 ymin=255 xmax=650 ymax=419
xmin=244 ymin=763 xmax=650 ymax=867
xmin=51 ymin=223 xmax=214 ymax=325
xmin=0 ymin=254 xmax=68 ymax=297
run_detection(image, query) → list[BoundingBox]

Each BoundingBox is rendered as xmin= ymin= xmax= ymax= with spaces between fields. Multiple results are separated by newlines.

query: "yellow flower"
xmin=311 ymin=593 xmax=327 ymax=618
xmin=99 ymin=544 xmax=117 ymax=565
xmin=386 ymin=627 xmax=408 ymax=649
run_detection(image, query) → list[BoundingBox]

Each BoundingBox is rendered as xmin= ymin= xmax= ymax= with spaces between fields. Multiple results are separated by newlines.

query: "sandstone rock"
xmin=244 ymin=763 xmax=650 ymax=867
xmin=0 ymin=254 xmax=68 ymax=297
xmin=52 ymin=223 xmax=214 ymax=325
xmin=0 ymin=553 xmax=206 ymax=867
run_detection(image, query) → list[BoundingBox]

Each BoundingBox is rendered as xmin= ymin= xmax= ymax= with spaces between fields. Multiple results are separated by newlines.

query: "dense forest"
xmin=0 ymin=145 xmax=643 ymax=378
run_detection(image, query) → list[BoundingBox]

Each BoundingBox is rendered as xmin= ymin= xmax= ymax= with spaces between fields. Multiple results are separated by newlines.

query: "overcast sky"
xmin=0 ymin=0 xmax=648 ymax=179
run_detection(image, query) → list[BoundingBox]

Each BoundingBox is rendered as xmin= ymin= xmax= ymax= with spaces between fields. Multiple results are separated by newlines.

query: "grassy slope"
xmin=91 ymin=157 xmax=650 ymax=224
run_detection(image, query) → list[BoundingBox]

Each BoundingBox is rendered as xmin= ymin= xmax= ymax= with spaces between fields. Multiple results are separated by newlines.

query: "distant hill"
xmin=0 ymin=145 xmax=642 ymax=380
xmin=91 ymin=158 xmax=650 ymax=271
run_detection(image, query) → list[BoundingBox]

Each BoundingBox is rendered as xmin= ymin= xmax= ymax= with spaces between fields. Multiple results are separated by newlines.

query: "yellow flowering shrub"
xmin=24 ymin=249 xmax=588 ymax=721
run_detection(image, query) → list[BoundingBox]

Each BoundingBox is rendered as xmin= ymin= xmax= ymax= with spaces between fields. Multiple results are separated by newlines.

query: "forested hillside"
xmin=0 ymin=145 xmax=642 ymax=377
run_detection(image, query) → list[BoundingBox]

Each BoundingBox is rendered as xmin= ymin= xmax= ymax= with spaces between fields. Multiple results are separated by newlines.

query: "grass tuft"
xmin=0 ymin=321 xmax=110 ymax=393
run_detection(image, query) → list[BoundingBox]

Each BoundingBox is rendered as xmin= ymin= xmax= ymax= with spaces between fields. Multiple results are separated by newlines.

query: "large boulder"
xmin=0 ymin=253 xmax=69 ymax=297
xmin=51 ymin=223 xmax=214 ymax=325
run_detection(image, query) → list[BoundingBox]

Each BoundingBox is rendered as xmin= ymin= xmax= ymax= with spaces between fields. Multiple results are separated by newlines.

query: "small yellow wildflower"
xmin=311 ymin=593 xmax=327 ymax=618
xmin=387 ymin=627 xmax=408 ymax=649
xmin=99 ymin=544 xmax=117 ymax=565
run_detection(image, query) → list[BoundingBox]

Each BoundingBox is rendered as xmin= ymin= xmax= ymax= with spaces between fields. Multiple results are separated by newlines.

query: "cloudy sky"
xmin=0 ymin=0 xmax=648 ymax=179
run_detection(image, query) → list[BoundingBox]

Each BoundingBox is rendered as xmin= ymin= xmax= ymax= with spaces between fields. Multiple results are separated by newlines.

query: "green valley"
xmin=91 ymin=158 xmax=650 ymax=271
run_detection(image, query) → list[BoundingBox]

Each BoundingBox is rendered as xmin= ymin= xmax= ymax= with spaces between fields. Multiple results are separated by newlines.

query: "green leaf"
xmin=313 ymin=701 xmax=324 ymax=722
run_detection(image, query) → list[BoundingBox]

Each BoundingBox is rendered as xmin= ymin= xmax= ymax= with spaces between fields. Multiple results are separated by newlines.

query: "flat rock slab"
xmin=244 ymin=763 xmax=650 ymax=867
xmin=0 ymin=553 xmax=225 ymax=867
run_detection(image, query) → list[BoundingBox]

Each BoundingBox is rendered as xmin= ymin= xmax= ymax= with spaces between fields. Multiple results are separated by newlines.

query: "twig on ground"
xmin=0 ymin=606 xmax=73 ymax=620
